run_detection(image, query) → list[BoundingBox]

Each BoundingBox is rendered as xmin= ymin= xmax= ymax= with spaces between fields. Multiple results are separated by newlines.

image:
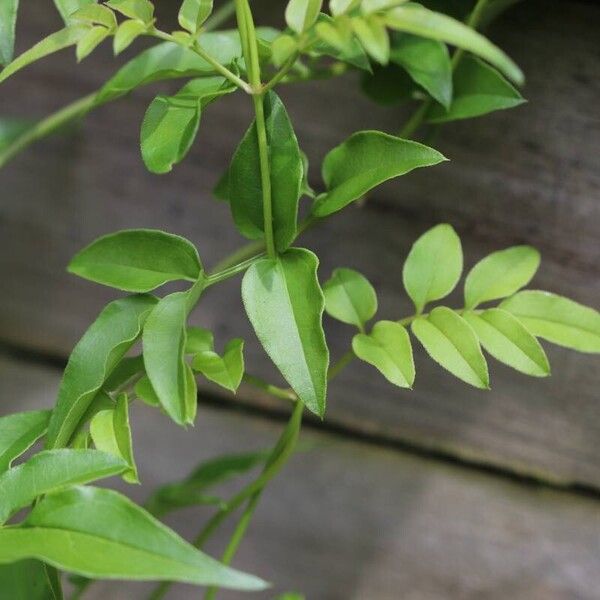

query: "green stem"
xmin=242 ymin=373 xmax=296 ymax=401
xmin=203 ymin=0 xmax=236 ymax=31
xmin=205 ymin=253 xmax=265 ymax=287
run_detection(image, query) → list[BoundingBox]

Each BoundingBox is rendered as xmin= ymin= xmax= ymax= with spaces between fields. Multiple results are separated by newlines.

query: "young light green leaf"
xmin=185 ymin=326 xmax=214 ymax=353
xmin=464 ymin=245 xmax=540 ymax=309
xmin=323 ymin=268 xmax=377 ymax=329
xmin=352 ymin=320 xmax=414 ymax=387
xmin=351 ymin=15 xmax=389 ymax=65
xmin=106 ymin=0 xmax=153 ymax=23
xmin=329 ymin=0 xmax=360 ymax=16
xmin=272 ymin=34 xmax=297 ymax=67
xmin=3 ymin=486 xmax=267 ymax=589
xmin=242 ymin=249 xmax=329 ymax=416
xmin=463 ymin=309 xmax=550 ymax=377
xmin=184 ymin=364 xmax=198 ymax=425
xmin=76 ymin=25 xmax=110 ymax=62
xmin=0 ymin=0 xmax=19 ymax=66
xmin=0 ymin=560 xmax=54 ymax=600
xmin=384 ymin=4 xmax=523 ymax=84
xmin=313 ymin=14 xmax=371 ymax=71
xmin=0 ymin=25 xmax=87 ymax=84
xmin=0 ymin=410 xmax=50 ymax=473
xmin=53 ymin=0 xmax=95 ymax=23
xmin=285 ymin=0 xmax=322 ymax=34
xmin=389 ymin=33 xmax=452 ymax=108
xmin=140 ymin=76 xmax=235 ymax=174
xmin=145 ymin=450 xmax=266 ymax=516
xmin=143 ymin=292 xmax=195 ymax=425
xmin=402 ymin=224 xmax=462 ymax=313
xmin=412 ymin=306 xmax=489 ymax=388
xmin=313 ymin=131 xmax=446 ymax=217
xmin=500 ymin=291 xmax=600 ymax=353
xmin=179 ymin=0 xmax=213 ymax=33
xmin=427 ymin=56 xmax=525 ymax=123
xmin=90 ymin=394 xmax=138 ymax=483
xmin=70 ymin=4 xmax=117 ymax=29
xmin=230 ymin=91 xmax=303 ymax=252
xmin=134 ymin=375 xmax=161 ymax=408
xmin=113 ymin=19 xmax=146 ymax=54
xmin=69 ymin=229 xmax=202 ymax=292
xmin=192 ymin=339 xmax=244 ymax=393
xmin=0 ymin=449 xmax=126 ymax=524
xmin=46 ymin=295 xmax=157 ymax=449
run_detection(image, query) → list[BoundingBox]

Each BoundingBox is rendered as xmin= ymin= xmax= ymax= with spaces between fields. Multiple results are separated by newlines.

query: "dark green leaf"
xmin=360 ymin=63 xmax=415 ymax=105
xmin=145 ymin=450 xmax=266 ymax=516
xmin=0 ymin=0 xmax=19 ymax=66
xmin=312 ymin=131 xmax=446 ymax=217
xmin=389 ymin=33 xmax=452 ymax=108
xmin=2 ymin=486 xmax=267 ymax=589
xmin=143 ymin=292 xmax=197 ymax=425
xmin=500 ymin=291 xmax=600 ymax=353
xmin=192 ymin=338 xmax=244 ymax=393
xmin=242 ymin=249 xmax=329 ymax=416
xmin=0 ymin=410 xmax=50 ymax=473
xmin=46 ymin=295 xmax=157 ymax=448
xmin=352 ymin=320 xmax=414 ymax=387
xmin=427 ymin=56 xmax=525 ymax=123
xmin=384 ymin=4 xmax=523 ymax=84
xmin=179 ymin=0 xmax=213 ymax=33
xmin=230 ymin=91 xmax=303 ymax=252
xmin=285 ymin=0 xmax=322 ymax=33
xmin=402 ymin=223 xmax=462 ymax=313
xmin=0 ymin=26 xmax=87 ymax=84
xmin=103 ymin=355 xmax=144 ymax=391
xmin=323 ymin=268 xmax=377 ymax=329
xmin=463 ymin=309 xmax=550 ymax=377
xmin=464 ymin=245 xmax=540 ymax=309
xmin=412 ymin=306 xmax=489 ymax=388
xmin=0 ymin=449 xmax=126 ymax=524
xmin=0 ymin=560 xmax=54 ymax=600
xmin=90 ymin=393 xmax=139 ymax=483
xmin=69 ymin=229 xmax=202 ymax=292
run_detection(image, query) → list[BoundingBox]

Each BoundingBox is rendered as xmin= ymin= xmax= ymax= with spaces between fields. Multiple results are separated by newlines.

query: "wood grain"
xmin=0 ymin=1 xmax=599 ymax=489
xmin=2 ymin=353 xmax=600 ymax=600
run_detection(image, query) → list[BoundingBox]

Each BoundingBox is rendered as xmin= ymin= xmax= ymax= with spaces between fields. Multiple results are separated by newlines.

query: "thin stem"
xmin=242 ymin=373 xmax=296 ymax=401
xmin=262 ymin=52 xmax=300 ymax=93
xmin=205 ymin=253 xmax=265 ymax=287
xmin=203 ymin=0 xmax=236 ymax=31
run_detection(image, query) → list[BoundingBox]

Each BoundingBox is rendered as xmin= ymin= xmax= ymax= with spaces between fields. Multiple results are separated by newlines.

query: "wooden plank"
xmin=0 ymin=0 xmax=599 ymax=490
xmin=1 ymin=353 xmax=600 ymax=600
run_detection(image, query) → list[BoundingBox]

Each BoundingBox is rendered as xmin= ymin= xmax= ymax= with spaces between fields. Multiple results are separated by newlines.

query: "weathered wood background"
xmin=1 ymin=1 xmax=599 ymax=598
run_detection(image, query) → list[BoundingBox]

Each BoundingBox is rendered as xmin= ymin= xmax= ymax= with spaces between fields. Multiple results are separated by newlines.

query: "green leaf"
xmin=402 ymin=223 xmax=463 ymax=313
xmin=272 ymin=34 xmax=297 ymax=67
xmin=0 ymin=25 xmax=87 ymax=84
xmin=463 ymin=309 xmax=550 ymax=377
xmin=140 ymin=76 xmax=235 ymax=174
xmin=352 ymin=320 xmax=414 ymax=387
xmin=0 ymin=410 xmax=50 ymax=473
xmin=411 ymin=306 xmax=489 ymax=388
xmin=384 ymin=4 xmax=523 ymax=84
xmin=2 ymin=486 xmax=267 ymax=589
xmin=500 ymin=291 xmax=600 ymax=353
xmin=312 ymin=131 xmax=446 ymax=217
xmin=76 ymin=25 xmax=110 ymax=62
xmin=134 ymin=375 xmax=161 ymax=408
xmin=113 ymin=19 xmax=146 ymax=54
xmin=185 ymin=326 xmax=214 ymax=353
xmin=179 ymin=0 xmax=213 ymax=33
xmin=323 ymin=268 xmax=377 ymax=329
xmin=143 ymin=292 xmax=197 ymax=425
xmin=53 ymin=0 xmax=95 ymax=23
xmin=313 ymin=14 xmax=371 ymax=71
xmin=103 ymin=355 xmax=144 ymax=391
xmin=90 ymin=393 xmax=139 ymax=483
xmin=427 ymin=56 xmax=525 ymax=123
xmin=70 ymin=4 xmax=117 ymax=28
xmin=69 ymin=229 xmax=202 ymax=293
xmin=360 ymin=63 xmax=415 ymax=105
xmin=0 ymin=560 xmax=55 ymax=600
xmin=229 ymin=91 xmax=303 ymax=252
xmin=0 ymin=0 xmax=19 ymax=66
xmin=389 ymin=33 xmax=452 ymax=108
xmin=145 ymin=451 xmax=266 ymax=516
xmin=106 ymin=0 xmax=153 ymax=23
xmin=46 ymin=295 xmax=156 ymax=449
xmin=242 ymin=249 xmax=329 ymax=416
xmin=285 ymin=0 xmax=322 ymax=33
xmin=464 ymin=245 xmax=540 ymax=309
xmin=0 ymin=449 xmax=126 ymax=524
xmin=192 ymin=339 xmax=244 ymax=393
xmin=351 ymin=15 xmax=390 ymax=64
xmin=329 ymin=0 xmax=360 ymax=16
